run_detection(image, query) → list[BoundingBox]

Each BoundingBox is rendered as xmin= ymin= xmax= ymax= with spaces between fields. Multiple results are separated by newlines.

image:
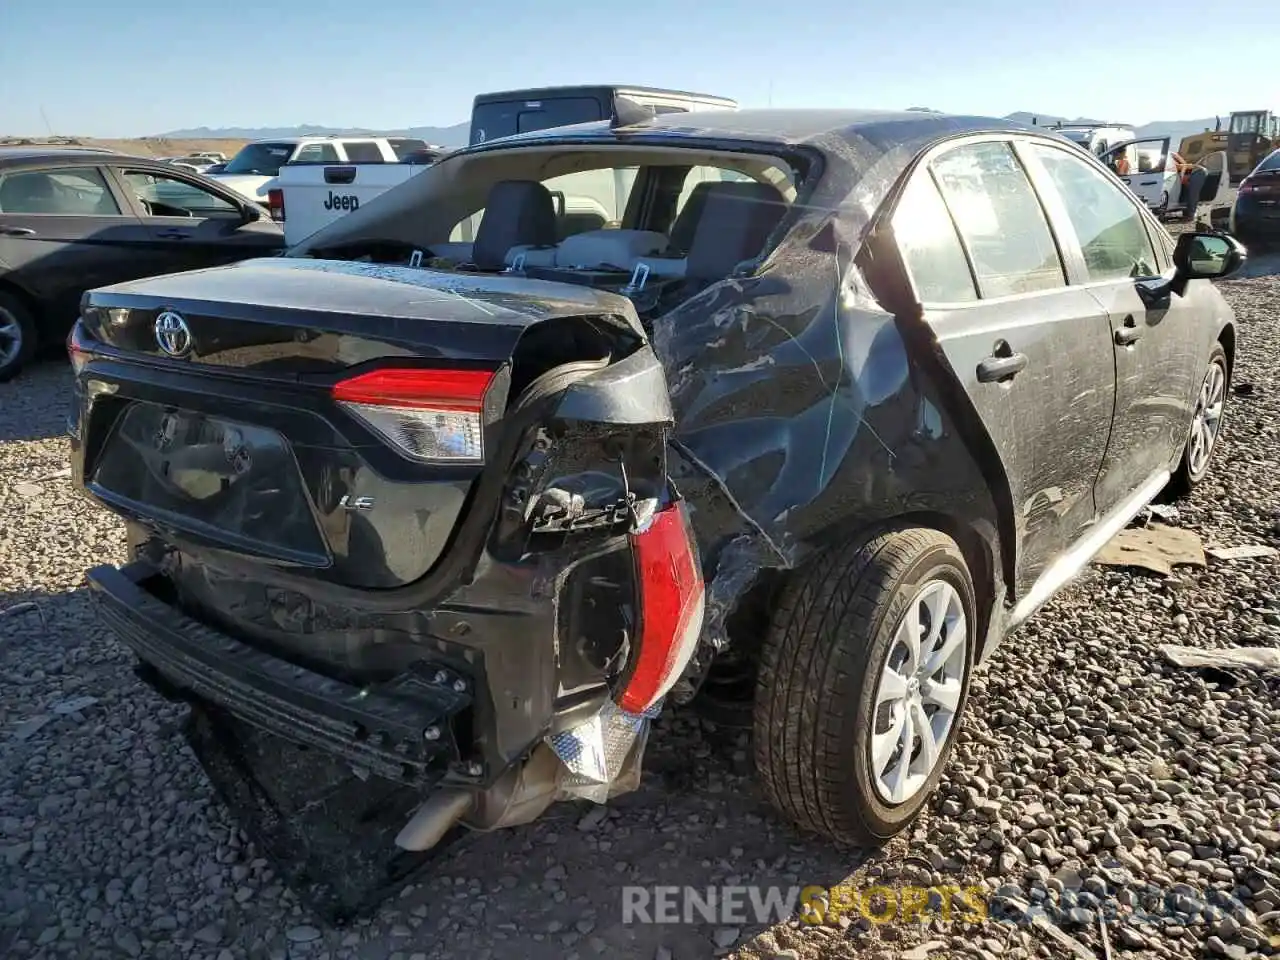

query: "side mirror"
xmin=239 ymin=202 xmax=264 ymax=225
xmin=1172 ymin=231 xmax=1246 ymax=283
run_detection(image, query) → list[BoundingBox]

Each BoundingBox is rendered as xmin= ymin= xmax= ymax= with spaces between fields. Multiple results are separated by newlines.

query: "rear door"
xmin=1101 ymin=137 xmax=1174 ymax=209
xmin=0 ymin=163 xmax=152 ymax=333
xmin=891 ymin=138 xmax=1118 ymax=596
xmin=109 ymin=166 xmax=284 ymax=274
xmin=1022 ymin=140 xmax=1204 ymax=513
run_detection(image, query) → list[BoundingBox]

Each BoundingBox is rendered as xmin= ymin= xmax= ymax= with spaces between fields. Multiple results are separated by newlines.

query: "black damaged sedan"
xmin=67 ymin=107 xmax=1243 ymax=902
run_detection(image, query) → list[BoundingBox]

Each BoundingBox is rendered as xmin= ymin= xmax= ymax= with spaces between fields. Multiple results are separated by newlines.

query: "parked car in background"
xmin=70 ymin=107 xmax=1242 ymax=895
xmin=0 ymin=147 xmax=284 ymax=380
xmin=1047 ymin=122 xmax=1135 ymax=158
xmin=1230 ymin=148 xmax=1280 ymax=246
xmin=203 ymin=162 xmax=227 ymax=175
xmin=1099 ymin=136 xmax=1228 ymax=216
xmin=469 ymin=84 xmax=737 ymax=145
xmin=191 ymin=151 xmax=228 ymax=163
xmin=209 ymin=137 xmax=431 ymax=207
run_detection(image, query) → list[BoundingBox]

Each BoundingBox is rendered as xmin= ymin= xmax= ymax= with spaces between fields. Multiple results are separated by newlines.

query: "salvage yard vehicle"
xmin=1046 ymin=122 xmax=1135 ymax=157
xmin=469 ymin=84 xmax=737 ymax=145
xmin=210 ymin=136 xmax=431 ymax=207
xmin=271 ymin=143 xmax=449 ymax=244
xmin=1100 ymin=136 xmax=1228 ymax=216
xmin=1230 ymin=148 xmax=1280 ymax=247
xmin=70 ymin=108 xmax=1243 ymax=911
xmin=0 ymin=147 xmax=283 ymax=381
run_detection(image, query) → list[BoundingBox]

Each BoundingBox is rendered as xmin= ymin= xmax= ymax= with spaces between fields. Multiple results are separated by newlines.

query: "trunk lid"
xmin=77 ymin=258 xmax=653 ymax=591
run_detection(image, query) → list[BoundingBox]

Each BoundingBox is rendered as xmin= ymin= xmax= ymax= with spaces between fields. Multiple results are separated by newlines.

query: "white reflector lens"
xmin=339 ymin=401 xmax=483 ymax=462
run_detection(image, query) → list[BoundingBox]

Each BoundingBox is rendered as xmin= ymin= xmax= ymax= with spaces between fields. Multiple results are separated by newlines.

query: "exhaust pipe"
xmin=393 ymin=744 xmax=565 ymax=851
xmin=393 ymin=788 xmax=473 ymax=851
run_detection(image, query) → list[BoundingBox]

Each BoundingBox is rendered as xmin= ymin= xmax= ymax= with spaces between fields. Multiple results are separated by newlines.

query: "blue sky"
xmin=1 ymin=0 xmax=1276 ymax=137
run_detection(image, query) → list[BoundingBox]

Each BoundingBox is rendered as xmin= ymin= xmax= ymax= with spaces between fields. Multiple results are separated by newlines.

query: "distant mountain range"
xmin=158 ymin=112 xmax=1225 ymax=148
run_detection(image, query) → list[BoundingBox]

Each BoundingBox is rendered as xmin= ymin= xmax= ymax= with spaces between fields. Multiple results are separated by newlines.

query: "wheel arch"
xmin=1217 ymin=320 xmax=1236 ymax=381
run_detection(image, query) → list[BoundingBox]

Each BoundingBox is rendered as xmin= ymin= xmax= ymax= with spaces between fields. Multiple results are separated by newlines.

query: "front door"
xmin=890 ymin=139 xmax=1119 ymax=595
xmin=110 ymin=167 xmax=284 ymax=275
xmin=1023 ymin=141 xmax=1203 ymax=514
xmin=1102 ymin=138 xmax=1175 ymax=211
xmin=0 ymin=164 xmax=153 ymax=336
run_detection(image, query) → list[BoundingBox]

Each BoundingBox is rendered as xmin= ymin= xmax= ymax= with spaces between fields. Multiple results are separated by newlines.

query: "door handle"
xmin=0 ymin=226 xmax=36 ymax=237
xmin=976 ymin=351 xmax=1029 ymax=383
xmin=155 ymin=231 xmax=191 ymax=240
xmin=1114 ymin=316 xmax=1145 ymax=346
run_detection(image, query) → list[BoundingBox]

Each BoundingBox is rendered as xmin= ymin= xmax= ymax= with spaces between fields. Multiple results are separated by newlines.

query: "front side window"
xmin=0 ymin=167 xmax=121 ymax=215
xmin=1030 ymin=145 xmax=1159 ymax=282
xmin=930 ymin=141 xmax=1065 ymax=298
xmin=123 ymin=171 xmax=240 ymax=217
xmin=891 ymin=170 xmax=977 ymax=303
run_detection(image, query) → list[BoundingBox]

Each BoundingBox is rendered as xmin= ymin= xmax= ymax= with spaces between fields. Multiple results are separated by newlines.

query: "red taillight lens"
xmin=267 ymin=188 xmax=285 ymax=221
xmin=67 ymin=323 xmax=92 ymax=375
xmin=331 ymin=367 xmax=495 ymax=462
xmin=616 ymin=501 xmax=706 ymax=714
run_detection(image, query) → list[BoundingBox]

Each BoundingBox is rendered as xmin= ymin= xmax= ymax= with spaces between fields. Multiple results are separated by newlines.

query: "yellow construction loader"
xmin=1180 ymin=110 xmax=1279 ymax=181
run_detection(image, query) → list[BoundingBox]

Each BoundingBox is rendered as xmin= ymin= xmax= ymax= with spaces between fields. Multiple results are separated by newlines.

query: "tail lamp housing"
xmin=332 ymin=367 xmax=496 ymax=463
xmin=267 ymin=188 xmax=285 ymax=221
xmin=616 ymin=500 xmax=706 ymax=714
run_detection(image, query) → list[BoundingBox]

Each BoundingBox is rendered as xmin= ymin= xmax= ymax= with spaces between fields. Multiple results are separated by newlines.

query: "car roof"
xmin=0 ymin=148 xmax=193 ymax=170
xmin=462 ymin=107 xmax=1043 ymax=154
xmin=0 ymin=146 xmax=121 ymax=163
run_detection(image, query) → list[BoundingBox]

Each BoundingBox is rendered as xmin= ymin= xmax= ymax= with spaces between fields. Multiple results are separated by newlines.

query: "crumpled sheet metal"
xmin=652 ymin=117 xmax=1013 ymax=665
xmin=546 ymin=699 xmax=662 ymax=803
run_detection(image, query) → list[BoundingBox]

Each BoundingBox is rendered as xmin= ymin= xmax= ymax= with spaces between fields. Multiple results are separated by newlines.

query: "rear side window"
xmin=1029 ymin=145 xmax=1159 ymax=282
xmin=891 ymin=171 xmax=977 ymax=303
xmin=0 ymin=167 xmax=121 ymax=215
xmin=1258 ymin=151 xmax=1280 ymax=172
xmin=931 ymin=141 xmax=1065 ymax=298
xmin=294 ymin=143 xmax=340 ymax=163
xmin=343 ymin=142 xmax=384 ymax=163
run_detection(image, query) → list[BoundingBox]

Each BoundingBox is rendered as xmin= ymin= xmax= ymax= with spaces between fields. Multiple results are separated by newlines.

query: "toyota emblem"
xmin=154 ymin=311 xmax=192 ymax=358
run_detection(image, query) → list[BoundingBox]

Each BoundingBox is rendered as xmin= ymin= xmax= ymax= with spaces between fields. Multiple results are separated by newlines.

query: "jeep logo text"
xmin=323 ymin=191 xmax=360 ymax=212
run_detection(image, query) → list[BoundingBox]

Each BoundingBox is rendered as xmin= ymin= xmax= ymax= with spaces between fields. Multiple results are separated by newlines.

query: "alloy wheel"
xmin=1188 ymin=357 xmax=1227 ymax=478
xmin=869 ymin=579 xmax=968 ymax=805
xmin=0 ymin=306 xmax=23 ymax=368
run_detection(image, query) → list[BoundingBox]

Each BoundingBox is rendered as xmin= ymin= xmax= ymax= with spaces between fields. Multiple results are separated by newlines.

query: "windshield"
xmin=222 ymin=142 xmax=295 ymax=176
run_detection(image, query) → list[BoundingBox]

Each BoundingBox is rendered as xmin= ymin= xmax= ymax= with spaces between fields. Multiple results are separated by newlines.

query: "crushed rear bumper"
xmin=86 ymin=562 xmax=470 ymax=788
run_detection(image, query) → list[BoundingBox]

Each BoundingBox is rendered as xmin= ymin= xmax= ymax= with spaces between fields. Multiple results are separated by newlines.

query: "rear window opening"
xmin=299 ymin=144 xmax=810 ymax=321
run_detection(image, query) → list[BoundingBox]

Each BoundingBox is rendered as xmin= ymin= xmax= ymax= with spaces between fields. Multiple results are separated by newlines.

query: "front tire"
xmin=0 ymin=291 xmax=37 ymax=383
xmin=753 ymin=526 xmax=977 ymax=844
xmin=1169 ymin=342 xmax=1228 ymax=496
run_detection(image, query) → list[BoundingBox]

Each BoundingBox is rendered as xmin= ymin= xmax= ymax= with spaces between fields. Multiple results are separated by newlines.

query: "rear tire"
xmin=1168 ymin=342 xmax=1229 ymax=497
xmin=0 ymin=291 xmax=37 ymax=383
xmin=753 ymin=526 xmax=977 ymax=844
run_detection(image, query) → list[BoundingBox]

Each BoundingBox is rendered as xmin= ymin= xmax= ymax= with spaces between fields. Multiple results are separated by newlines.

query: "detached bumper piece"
xmin=86 ymin=562 xmax=470 ymax=788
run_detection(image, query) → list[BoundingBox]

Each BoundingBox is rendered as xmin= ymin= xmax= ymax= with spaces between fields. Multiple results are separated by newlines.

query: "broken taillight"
xmin=331 ymin=367 xmax=495 ymax=463
xmin=616 ymin=500 xmax=706 ymax=714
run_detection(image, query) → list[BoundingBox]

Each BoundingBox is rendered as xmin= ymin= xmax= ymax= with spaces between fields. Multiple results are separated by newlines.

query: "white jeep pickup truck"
xmin=273 ymin=145 xmax=447 ymax=245
xmin=209 ymin=136 xmax=430 ymax=208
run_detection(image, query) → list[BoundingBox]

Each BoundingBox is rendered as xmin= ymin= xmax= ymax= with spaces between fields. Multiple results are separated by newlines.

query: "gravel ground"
xmin=2 ymin=243 xmax=1279 ymax=960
